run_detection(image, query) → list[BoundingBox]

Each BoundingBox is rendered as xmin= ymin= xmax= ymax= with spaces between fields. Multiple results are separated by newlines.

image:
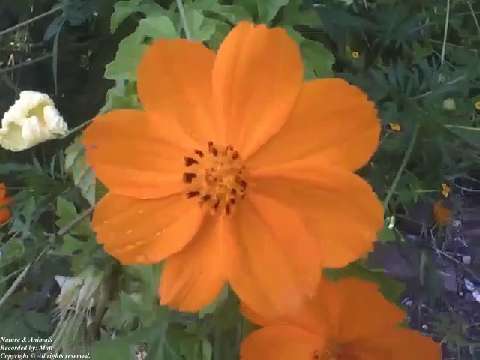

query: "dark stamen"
xmin=184 ymin=157 xmax=198 ymax=166
xmin=183 ymin=172 xmax=197 ymax=183
xmin=201 ymin=194 xmax=211 ymax=202
xmin=225 ymin=204 xmax=231 ymax=215
xmin=194 ymin=149 xmax=204 ymax=158
xmin=232 ymin=151 xmax=239 ymax=160
xmin=186 ymin=191 xmax=199 ymax=198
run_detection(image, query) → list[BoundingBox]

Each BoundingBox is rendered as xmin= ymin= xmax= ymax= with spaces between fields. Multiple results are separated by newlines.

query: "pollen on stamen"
xmin=183 ymin=141 xmax=247 ymax=215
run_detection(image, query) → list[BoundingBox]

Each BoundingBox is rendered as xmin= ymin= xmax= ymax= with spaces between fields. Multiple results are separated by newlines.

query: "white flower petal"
xmin=0 ymin=90 xmax=68 ymax=151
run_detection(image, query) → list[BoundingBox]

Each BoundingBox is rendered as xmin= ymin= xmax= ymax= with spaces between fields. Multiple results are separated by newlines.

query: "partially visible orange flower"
xmin=433 ymin=200 xmax=451 ymax=226
xmin=241 ymin=278 xmax=440 ymax=360
xmin=83 ymin=22 xmax=383 ymax=315
xmin=0 ymin=183 xmax=11 ymax=224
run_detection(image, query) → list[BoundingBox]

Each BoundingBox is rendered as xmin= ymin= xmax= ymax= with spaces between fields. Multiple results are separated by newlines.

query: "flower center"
xmin=183 ymin=141 xmax=247 ymax=215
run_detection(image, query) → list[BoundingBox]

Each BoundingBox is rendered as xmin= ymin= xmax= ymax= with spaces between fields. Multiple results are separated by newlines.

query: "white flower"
xmin=0 ymin=91 xmax=68 ymax=151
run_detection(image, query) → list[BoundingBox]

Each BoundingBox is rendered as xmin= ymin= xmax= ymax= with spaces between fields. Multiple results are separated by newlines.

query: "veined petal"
xmin=92 ymin=193 xmax=204 ymax=264
xmin=250 ymin=166 xmax=383 ymax=269
xmin=137 ymin=39 xmax=218 ymax=144
xmin=247 ymin=79 xmax=380 ymax=172
xmin=229 ymin=196 xmax=322 ymax=317
xmin=159 ymin=215 xmax=229 ymax=312
xmin=212 ymin=22 xmax=303 ymax=158
xmin=241 ymin=325 xmax=324 ymax=360
xmin=83 ymin=110 xmax=186 ymax=199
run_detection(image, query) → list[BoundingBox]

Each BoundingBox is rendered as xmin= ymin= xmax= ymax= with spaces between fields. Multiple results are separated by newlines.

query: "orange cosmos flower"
xmin=433 ymin=200 xmax=451 ymax=226
xmin=241 ymin=278 xmax=441 ymax=360
xmin=83 ymin=22 xmax=383 ymax=314
xmin=0 ymin=183 xmax=11 ymax=224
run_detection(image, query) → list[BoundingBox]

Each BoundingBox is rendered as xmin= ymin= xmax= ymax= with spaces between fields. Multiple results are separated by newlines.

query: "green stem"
xmin=383 ymin=124 xmax=419 ymax=212
xmin=176 ymin=0 xmax=191 ymax=40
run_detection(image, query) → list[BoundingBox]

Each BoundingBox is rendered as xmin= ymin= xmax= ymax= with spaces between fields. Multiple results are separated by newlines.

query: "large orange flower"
xmin=0 ymin=183 xmax=11 ymax=224
xmin=83 ymin=22 xmax=383 ymax=314
xmin=241 ymin=278 xmax=441 ymax=359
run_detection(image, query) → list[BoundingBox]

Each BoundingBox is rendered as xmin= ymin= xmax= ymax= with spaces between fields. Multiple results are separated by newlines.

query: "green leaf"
xmin=110 ymin=0 xmax=142 ymax=33
xmin=185 ymin=9 xmax=218 ymax=42
xmin=445 ymin=125 xmax=480 ymax=149
xmin=65 ymin=139 xmax=96 ymax=205
xmin=285 ymin=28 xmax=334 ymax=79
xmin=0 ymin=238 xmax=25 ymax=267
xmin=257 ymin=0 xmax=289 ymax=23
xmin=300 ymin=39 xmax=334 ymax=79
xmin=105 ymin=14 xmax=177 ymax=81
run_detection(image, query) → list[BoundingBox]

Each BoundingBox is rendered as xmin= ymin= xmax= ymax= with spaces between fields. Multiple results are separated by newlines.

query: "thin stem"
xmin=0 ymin=205 xmax=94 ymax=309
xmin=465 ymin=0 xmax=480 ymax=36
xmin=0 ymin=6 xmax=62 ymax=39
xmin=383 ymin=124 xmax=420 ymax=211
xmin=0 ymin=54 xmax=52 ymax=75
xmin=57 ymin=206 xmax=94 ymax=237
xmin=412 ymin=75 xmax=466 ymax=100
xmin=62 ymin=118 xmax=93 ymax=138
xmin=176 ymin=0 xmax=191 ymax=40
xmin=0 ymin=247 xmax=47 ymax=309
xmin=441 ymin=0 xmax=451 ymax=64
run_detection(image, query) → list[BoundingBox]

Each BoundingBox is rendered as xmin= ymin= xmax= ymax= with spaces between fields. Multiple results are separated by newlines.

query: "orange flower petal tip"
xmin=0 ymin=183 xmax=11 ymax=224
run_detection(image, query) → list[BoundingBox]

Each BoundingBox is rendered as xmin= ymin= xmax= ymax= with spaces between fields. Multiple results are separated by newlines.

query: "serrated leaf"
xmin=300 ymin=39 xmax=334 ymax=79
xmin=257 ymin=0 xmax=289 ymax=23
xmin=105 ymin=14 xmax=177 ymax=81
xmin=110 ymin=0 xmax=142 ymax=33
xmin=185 ymin=9 xmax=218 ymax=42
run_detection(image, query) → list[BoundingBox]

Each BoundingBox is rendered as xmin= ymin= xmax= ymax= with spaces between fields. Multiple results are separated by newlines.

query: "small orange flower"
xmin=241 ymin=278 xmax=440 ymax=360
xmin=0 ymin=183 xmax=11 ymax=224
xmin=83 ymin=22 xmax=383 ymax=314
xmin=433 ymin=200 xmax=451 ymax=226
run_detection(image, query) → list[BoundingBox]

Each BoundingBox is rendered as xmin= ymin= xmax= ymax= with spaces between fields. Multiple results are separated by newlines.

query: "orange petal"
xmin=92 ymin=193 xmax=204 ymax=264
xmin=390 ymin=329 xmax=441 ymax=360
xmin=343 ymin=328 xmax=440 ymax=359
xmin=229 ymin=196 xmax=322 ymax=317
xmin=241 ymin=325 xmax=324 ymax=360
xmin=159 ymin=216 xmax=229 ymax=312
xmin=311 ymin=279 xmax=405 ymax=342
xmin=83 ymin=109 xmax=186 ymax=199
xmin=250 ymin=167 xmax=383 ymax=268
xmin=212 ymin=22 xmax=303 ymax=158
xmin=137 ymin=39 xmax=218 ymax=145
xmin=247 ymin=79 xmax=380 ymax=172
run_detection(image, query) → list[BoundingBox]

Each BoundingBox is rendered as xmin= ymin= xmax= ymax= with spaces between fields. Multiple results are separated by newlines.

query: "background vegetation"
xmin=0 ymin=0 xmax=479 ymax=358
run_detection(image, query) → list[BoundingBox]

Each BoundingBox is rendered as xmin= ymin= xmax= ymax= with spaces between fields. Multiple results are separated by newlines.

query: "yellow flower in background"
xmin=475 ymin=100 xmax=480 ymax=111
xmin=441 ymin=183 xmax=450 ymax=198
xmin=0 ymin=91 xmax=68 ymax=151
xmin=388 ymin=122 xmax=401 ymax=132
xmin=351 ymin=50 xmax=360 ymax=59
